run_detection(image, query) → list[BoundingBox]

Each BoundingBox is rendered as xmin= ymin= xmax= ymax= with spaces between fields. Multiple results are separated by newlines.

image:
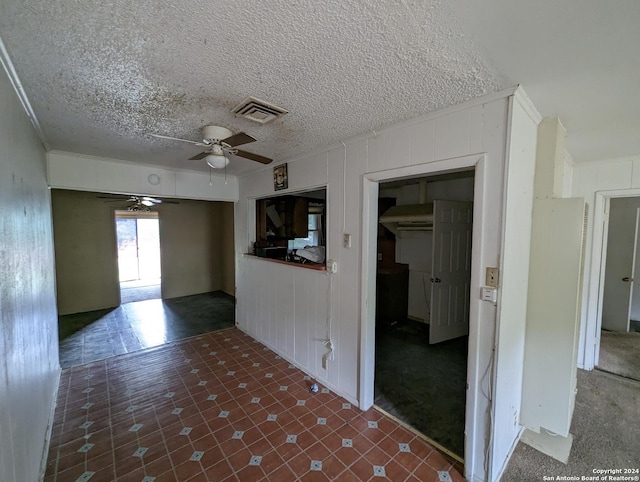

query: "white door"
xmin=602 ymin=199 xmax=638 ymax=332
xmin=430 ymin=200 xmax=473 ymax=344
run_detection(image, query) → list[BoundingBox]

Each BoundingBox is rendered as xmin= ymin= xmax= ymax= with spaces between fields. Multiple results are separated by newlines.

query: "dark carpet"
xmin=374 ymin=319 xmax=467 ymax=457
xmin=120 ymin=283 xmax=161 ymax=304
xmin=58 ymin=291 xmax=235 ymax=368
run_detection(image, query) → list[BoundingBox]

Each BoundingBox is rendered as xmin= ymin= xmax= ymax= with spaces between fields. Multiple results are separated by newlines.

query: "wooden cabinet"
xmin=256 ymin=196 xmax=309 ymax=243
xmin=376 ymin=264 xmax=409 ymax=324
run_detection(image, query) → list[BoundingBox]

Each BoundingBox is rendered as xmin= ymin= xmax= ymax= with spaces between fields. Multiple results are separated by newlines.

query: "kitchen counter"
xmin=243 ymin=254 xmax=327 ymax=271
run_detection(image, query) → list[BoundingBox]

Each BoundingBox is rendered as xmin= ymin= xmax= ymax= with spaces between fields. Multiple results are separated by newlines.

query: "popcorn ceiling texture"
xmin=0 ymin=0 xmax=501 ymax=175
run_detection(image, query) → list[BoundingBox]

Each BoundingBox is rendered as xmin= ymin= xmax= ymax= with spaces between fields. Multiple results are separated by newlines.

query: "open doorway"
xmin=115 ymin=210 xmax=161 ymax=303
xmin=373 ymin=170 xmax=474 ymax=461
xmin=597 ymin=196 xmax=640 ymax=381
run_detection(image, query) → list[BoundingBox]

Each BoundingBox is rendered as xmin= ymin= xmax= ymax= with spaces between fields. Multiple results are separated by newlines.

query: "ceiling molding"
xmin=513 ymin=86 xmax=543 ymax=125
xmin=0 ymin=34 xmax=49 ymax=151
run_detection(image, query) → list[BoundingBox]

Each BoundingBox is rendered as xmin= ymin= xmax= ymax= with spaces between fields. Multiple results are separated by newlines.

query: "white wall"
xmin=47 ymin=150 xmax=239 ymax=202
xmin=571 ymin=157 xmax=640 ymax=368
xmin=235 ymin=88 xmax=540 ymax=482
xmin=0 ymin=65 xmax=60 ymax=481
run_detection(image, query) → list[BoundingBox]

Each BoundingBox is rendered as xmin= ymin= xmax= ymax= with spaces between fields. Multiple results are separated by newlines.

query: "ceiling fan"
xmin=98 ymin=195 xmax=178 ymax=212
xmin=149 ymin=125 xmax=273 ymax=168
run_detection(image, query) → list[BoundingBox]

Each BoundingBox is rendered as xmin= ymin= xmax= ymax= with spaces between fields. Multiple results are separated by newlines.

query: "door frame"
xmin=359 ymin=153 xmax=487 ymax=476
xmin=583 ymin=189 xmax=640 ymax=369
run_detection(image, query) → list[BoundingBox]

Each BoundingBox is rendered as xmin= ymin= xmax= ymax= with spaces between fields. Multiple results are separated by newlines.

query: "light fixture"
xmin=204 ymin=144 xmax=230 ymax=169
xmin=205 ymin=153 xmax=229 ymax=169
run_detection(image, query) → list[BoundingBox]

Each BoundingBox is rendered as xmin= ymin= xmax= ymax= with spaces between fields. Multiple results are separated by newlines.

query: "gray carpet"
xmin=597 ymin=330 xmax=640 ymax=381
xmin=502 ymin=369 xmax=640 ymax=481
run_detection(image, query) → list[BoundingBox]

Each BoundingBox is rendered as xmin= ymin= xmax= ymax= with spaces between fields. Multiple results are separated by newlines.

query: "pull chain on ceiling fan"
xmin=149 ymin=125 xmax=273 ymax=168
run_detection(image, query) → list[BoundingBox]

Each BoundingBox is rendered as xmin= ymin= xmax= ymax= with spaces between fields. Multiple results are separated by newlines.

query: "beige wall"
xmin=158 ymin=199 xmax=231 ymax=299
xmin=0 ymin=66 xmax=60 ymax=481
xmin=51 ymin=190 xmax=120 ymax=314
xmin=52 ymin=191 xmax=235 ymax=314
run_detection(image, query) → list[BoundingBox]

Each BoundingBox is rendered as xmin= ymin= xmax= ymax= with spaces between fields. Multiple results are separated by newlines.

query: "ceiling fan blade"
xmin=149 ymin=133 xmax=208 ymax=147
xmin=142 ymin=196 xmax=161 ymax=203
xmin=189 ymin=151 xmax=210 ymax=161
xmin=235 ymin=149 xmax=273 ymax=165
xmin=222 ymin=132 xmax=256 ymax=147
xmin=141 ymin=200 xmax=154 ymax=207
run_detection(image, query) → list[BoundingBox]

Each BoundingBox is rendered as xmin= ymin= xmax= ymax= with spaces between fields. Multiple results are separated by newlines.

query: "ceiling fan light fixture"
xmin=205 ymin=153 xmax=229 ymax=169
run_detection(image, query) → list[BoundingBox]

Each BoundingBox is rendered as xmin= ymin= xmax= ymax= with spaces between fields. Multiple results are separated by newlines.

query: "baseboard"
xmin=39 ymin=365 xmax=62 ymax=481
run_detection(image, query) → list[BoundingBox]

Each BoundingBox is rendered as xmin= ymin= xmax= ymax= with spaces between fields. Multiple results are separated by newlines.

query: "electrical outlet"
xmin=343 ymin=233 xmax=351 ymax=248
xmin=486 ymin=267 xmax=499 ymax=287
xmin=327 ymin=260 xmax=338 ymax=273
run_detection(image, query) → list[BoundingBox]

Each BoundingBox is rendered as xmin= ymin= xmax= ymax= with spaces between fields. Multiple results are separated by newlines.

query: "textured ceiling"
xmin=0 ymin=1 xmax=638 ymax=176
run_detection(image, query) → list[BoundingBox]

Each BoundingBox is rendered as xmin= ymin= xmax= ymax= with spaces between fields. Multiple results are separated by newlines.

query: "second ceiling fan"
xmin=150 ymin=125 xmax=272 ymax=168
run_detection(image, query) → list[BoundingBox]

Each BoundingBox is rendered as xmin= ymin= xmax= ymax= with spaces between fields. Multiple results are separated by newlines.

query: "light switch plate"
xmin=481 ymin=287 xmax=497 ymax=304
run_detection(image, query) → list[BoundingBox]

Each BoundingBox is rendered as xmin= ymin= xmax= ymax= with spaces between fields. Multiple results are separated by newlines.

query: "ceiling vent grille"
xmin=232 ymin=96 xmax=288 ymax=124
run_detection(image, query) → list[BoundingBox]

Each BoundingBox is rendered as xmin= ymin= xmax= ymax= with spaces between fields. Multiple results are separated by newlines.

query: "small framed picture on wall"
xmin=274 ymin=163 xmax=288 ymax=191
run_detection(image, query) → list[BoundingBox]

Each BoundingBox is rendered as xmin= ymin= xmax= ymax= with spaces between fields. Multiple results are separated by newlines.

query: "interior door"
xmin=430 ymin=200 xmax=473 ymax=344
xmin=602 ymin=199 xmax=638 ymax=332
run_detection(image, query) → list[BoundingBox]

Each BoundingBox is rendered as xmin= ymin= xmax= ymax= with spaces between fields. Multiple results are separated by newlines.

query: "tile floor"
xmin=46 ymin=327 xmax=465 ymax=481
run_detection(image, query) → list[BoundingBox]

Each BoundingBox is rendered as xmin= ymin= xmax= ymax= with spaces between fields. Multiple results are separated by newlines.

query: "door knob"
xmin=622 ymin=277 xmax=633 ymax=282
xmin=431 ymin=277 xmax=442 ymax=283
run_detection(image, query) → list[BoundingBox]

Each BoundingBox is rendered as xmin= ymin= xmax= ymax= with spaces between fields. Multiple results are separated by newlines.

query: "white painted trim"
xmin=358 ymin=178 xmax=379 ymax=410
xmin=513 ymin=86 xmax=543 ymax=125
xmin=491 ymin=426 xmax=525 ymax=482
xmin=564 ymin=150 xmax=575 ymax=169
xmin=0 ymin=34 xmax=50 ymax=151
xmin=38 ymin=366 xmax=61 ymax=481
xmin=359 ymin=153 xmax=487 ymax=482
xmin=240 ymin=87 xmax=519 ymax=179
xmin=583 ymin=188 xmax=640 ymax=369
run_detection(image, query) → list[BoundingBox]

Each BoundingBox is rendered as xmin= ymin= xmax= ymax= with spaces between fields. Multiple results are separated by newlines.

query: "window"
xmin=254 ymin=188 xmax=326 ymax=253
xmin=288 ymin=213 xmax=323 ymax=250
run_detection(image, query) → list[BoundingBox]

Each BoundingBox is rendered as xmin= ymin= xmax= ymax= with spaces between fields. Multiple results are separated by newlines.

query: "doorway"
xmin=372 ymin=171 xmax=473 ymax=460
xmin=596 ymin=197 xmax=640 ymax=381
xmin=115 ymin=210 xmax=162 ymax=303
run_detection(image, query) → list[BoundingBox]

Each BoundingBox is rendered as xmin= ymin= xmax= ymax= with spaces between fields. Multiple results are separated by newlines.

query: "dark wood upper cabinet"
xmin=256 ymin=195 xmax=310 ymax=243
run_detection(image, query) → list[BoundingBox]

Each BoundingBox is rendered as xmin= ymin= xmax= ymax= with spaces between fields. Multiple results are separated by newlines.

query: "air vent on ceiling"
xmin=231 ymin=96 xmax=288 ymax=124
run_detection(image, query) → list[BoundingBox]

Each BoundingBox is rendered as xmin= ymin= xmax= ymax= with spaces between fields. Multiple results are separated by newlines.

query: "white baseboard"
xmin=38 ymin=366 xmax=62 ymax=481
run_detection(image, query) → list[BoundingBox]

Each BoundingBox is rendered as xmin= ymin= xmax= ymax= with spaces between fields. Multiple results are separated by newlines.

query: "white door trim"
xmin=359 ymin=153 xmax=487 ymax=481
xmin=583 ymin=188 xmax=640 ymax=369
